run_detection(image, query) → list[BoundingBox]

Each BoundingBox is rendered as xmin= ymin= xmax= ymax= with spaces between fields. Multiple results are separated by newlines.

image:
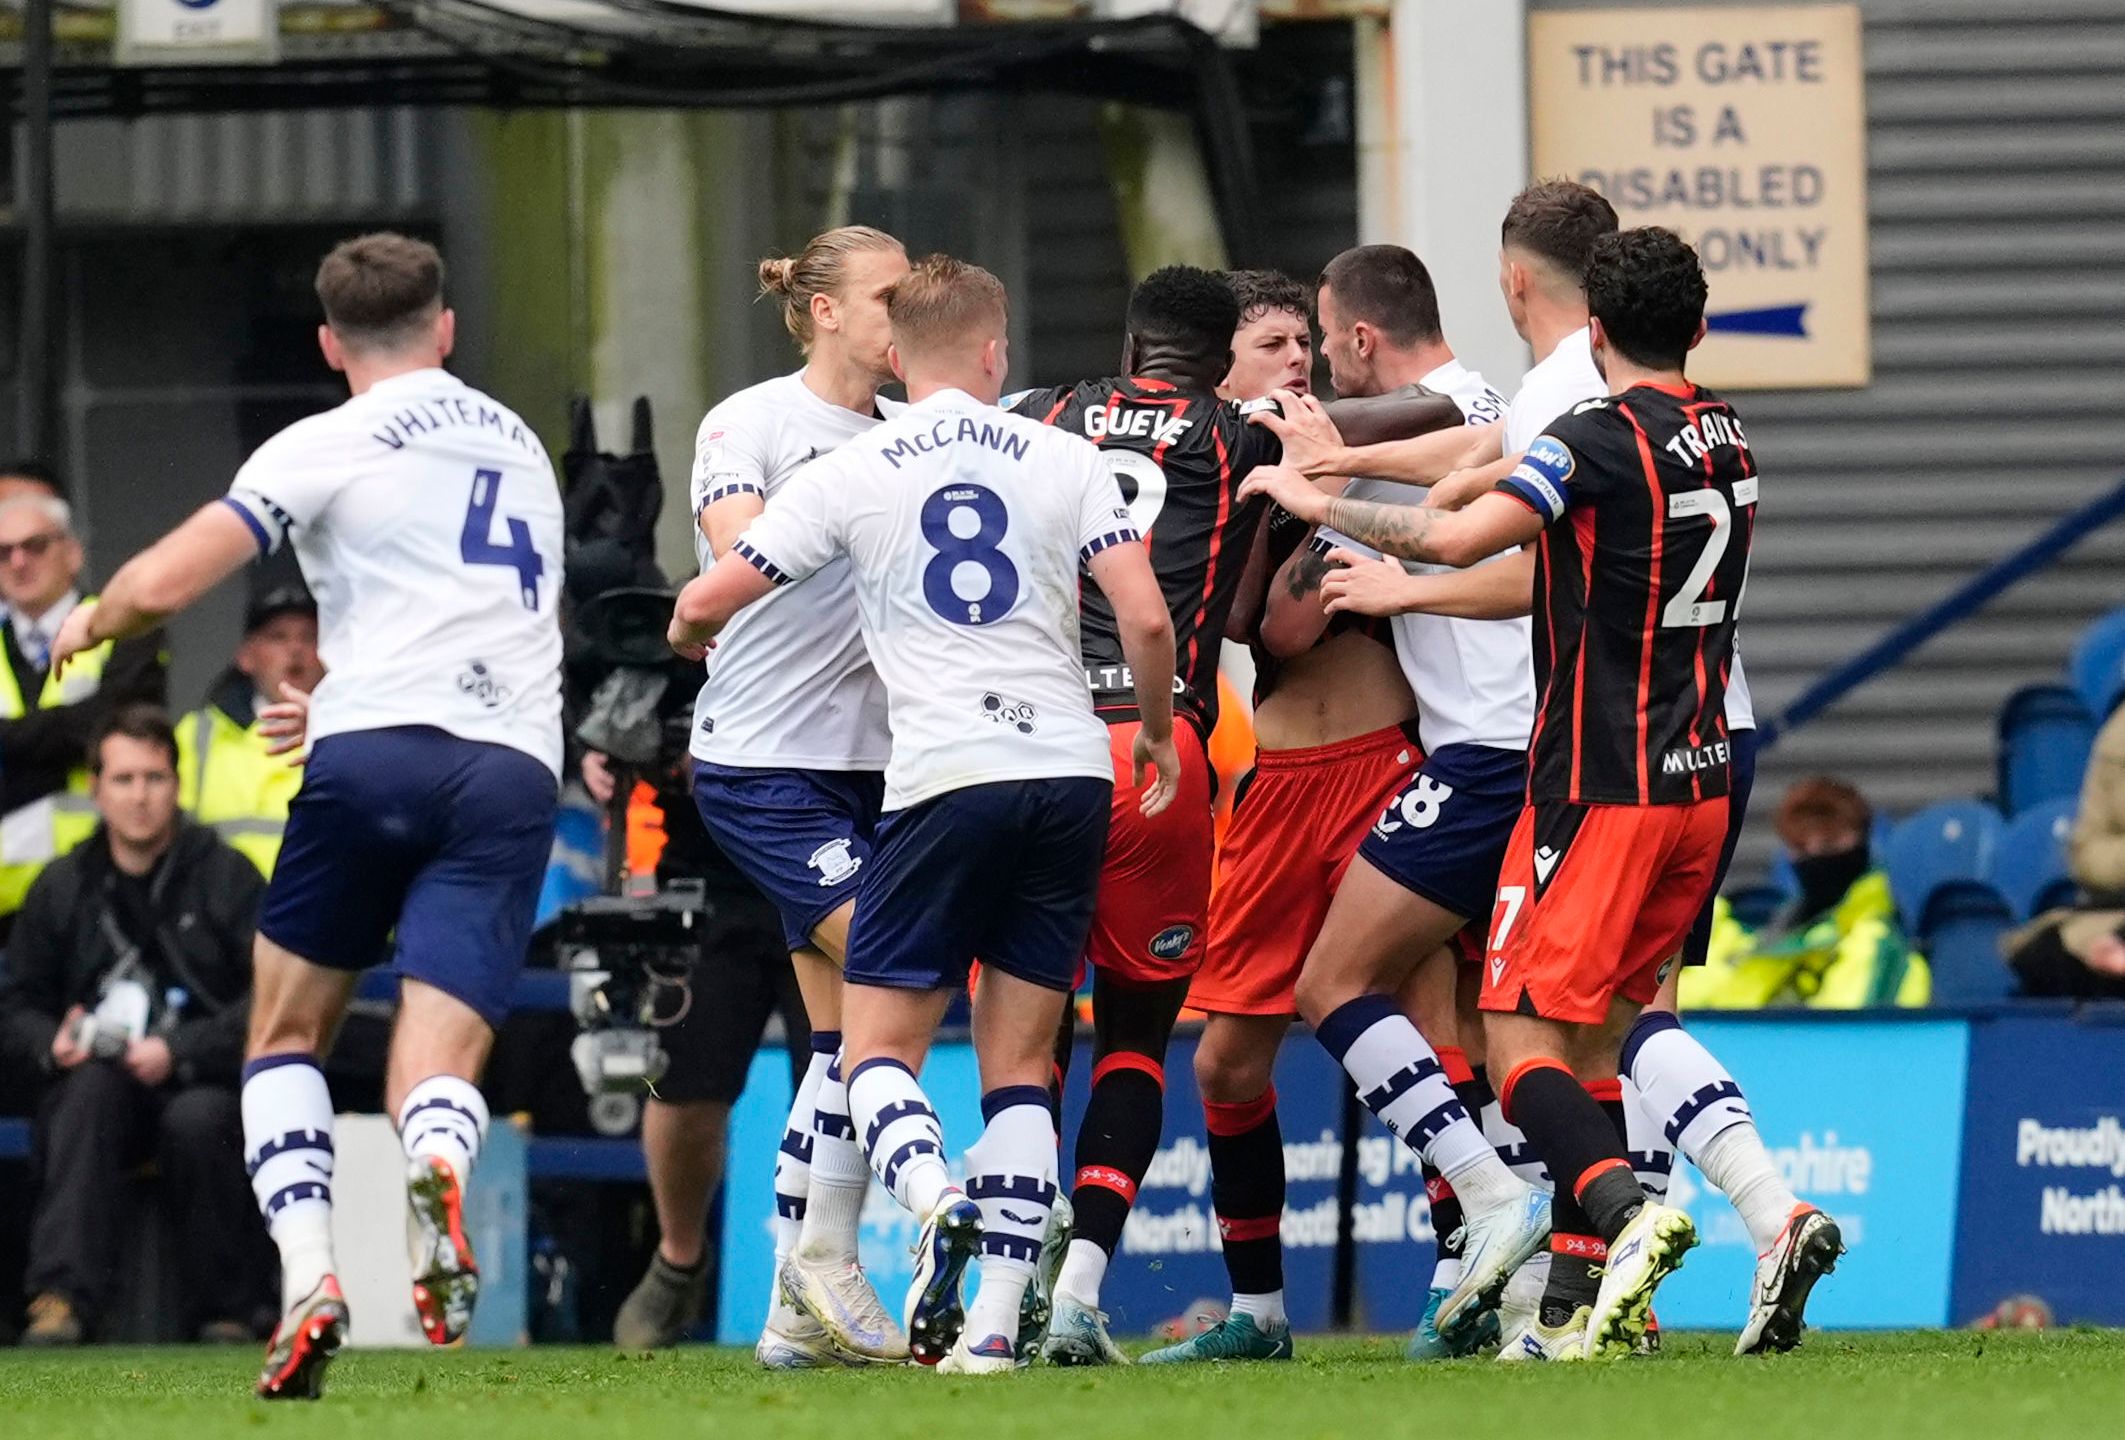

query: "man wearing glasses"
xmin=0 ymin=489 xmax=169 ymax=941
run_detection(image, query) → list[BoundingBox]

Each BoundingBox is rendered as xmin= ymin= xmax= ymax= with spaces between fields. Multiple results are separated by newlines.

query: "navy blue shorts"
xmin=1355 ymin=743 xmax=1528 ymax=921
xmin=260 ymin=726 xmax=558 ymax=1029
xmin=1682 ymin=726 xmax=1758 ymax=967
xmin=845 ymin=777 xmax=1111 ymax=993
xmin=692 ymin=762 xmax=886 ymax=952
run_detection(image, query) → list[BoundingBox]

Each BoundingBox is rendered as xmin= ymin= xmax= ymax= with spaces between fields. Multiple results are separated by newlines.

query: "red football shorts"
xmin=1085 ymin=720 xmax=1215 ymax=985
xmin=1479 ymin=796 xmax=1729 ymax=1024
xmin=1194 ymin=725 xmax=1422 ymax=1016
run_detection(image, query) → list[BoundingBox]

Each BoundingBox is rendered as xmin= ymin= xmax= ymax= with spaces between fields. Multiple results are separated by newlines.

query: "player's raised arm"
xmin=1251 ymin=389 xmax=1503 ymax=486
xmin=1321 ymin=546 xmax=1536 ymax=621
xmin=1257 ymin=532 xmax=1341 ymax=659
xmin=53 ymin=501 xmax=259 ymax=669
xmin=1238 ymin=464 xmax=1542 ymax=570
xmin=671 ymin=461 xmax=844 ymax=660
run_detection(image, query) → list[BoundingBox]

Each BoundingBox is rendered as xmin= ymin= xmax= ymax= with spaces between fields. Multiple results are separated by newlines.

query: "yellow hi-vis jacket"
xmin=1681 ymin=871 xmax=1932 ymax=1010
xmin=176 ymin=690 xmax=301 ymax=879
xmin=0 ymin=622 xmax=113 ymax=916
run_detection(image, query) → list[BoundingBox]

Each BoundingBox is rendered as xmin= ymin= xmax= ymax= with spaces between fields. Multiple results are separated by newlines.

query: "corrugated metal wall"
xmin=1731 ymin=0 xmax=2125 ymax=873
xmin=54 ymin=109 xmax=431 ymax=221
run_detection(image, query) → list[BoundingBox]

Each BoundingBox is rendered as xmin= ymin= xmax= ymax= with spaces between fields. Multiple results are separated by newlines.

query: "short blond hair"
xmin=883 ymin=255 xmax=1008 ymax=359
xmin=757 ymin=225 xmax=904 ymax=352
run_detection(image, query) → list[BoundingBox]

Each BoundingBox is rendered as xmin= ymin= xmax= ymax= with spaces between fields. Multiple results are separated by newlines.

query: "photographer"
xmin=583 ymin=723 xmax=810 ymax=1349
xmin=0 ymin=705 xmax=269 ymax=1344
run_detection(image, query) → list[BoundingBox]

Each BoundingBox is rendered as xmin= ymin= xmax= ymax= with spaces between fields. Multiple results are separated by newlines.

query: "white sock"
xmin=1622 ymin=1011 xmax=1756 ymax=1162
xmin=1696 ymin=1122 xmax=1800 ymax=1253
xmin=1054 ymin=1239 xmax=1108 ymax=1307
xmin=1231 ymin=1290 xmax=1288 ymax=1331
xmin=1482 ymin=1093 xmax=1553 ymax=1189
xmin=847 ymin=1058 xmax=954 ymax=1220
xmin=798 ymin=1044 xmax=869 ymax=1264
xmin=774 ymin=1042 xmax=832 ymax=1265
xmin=243 ymin=1054 xmax=338 ymax=1312
xmin=1622 ymin=1075 xmax=1675 ymax=1204
xmin=1317 ymin=996 xmax=1514 ymax=1208
xmin=1430 ymin=1256 xmax=1464 ymax=1291
xmin=397 ymin=1074 xmax=488 ymax=1183
xmin=962 ymin=1088 xmax=1057 ymax=1344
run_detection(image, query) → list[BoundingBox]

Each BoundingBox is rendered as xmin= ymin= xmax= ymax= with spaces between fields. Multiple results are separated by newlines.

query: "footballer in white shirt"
xmin=52 ymin=233 xmax=562 ymax=1398
xmin=675 ymin=226 xmax=913 ymax=1370
xmin=669 ymin=256 xmax=1179 ymax=1376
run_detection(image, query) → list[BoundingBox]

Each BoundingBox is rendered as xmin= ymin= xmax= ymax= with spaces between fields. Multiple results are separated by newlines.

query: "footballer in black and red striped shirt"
xmin=1239 ymin=227 xmax=1748 ymax=1359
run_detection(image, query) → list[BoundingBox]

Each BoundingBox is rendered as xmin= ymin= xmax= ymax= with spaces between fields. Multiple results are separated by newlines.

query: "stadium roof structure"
xmin=0 ymin=1 xmax=1251 ymax=118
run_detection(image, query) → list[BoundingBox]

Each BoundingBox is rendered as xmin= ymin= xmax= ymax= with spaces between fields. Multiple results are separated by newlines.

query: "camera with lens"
xmin=553 ymin=397 xmax=716 ymax=1113
xmin=70 ymin=1011 xmax=135 ymax=1060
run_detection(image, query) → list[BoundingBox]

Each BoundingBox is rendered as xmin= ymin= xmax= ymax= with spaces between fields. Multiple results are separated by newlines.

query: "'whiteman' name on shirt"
xmin=372 ymin=398 xmax=548 ymax=462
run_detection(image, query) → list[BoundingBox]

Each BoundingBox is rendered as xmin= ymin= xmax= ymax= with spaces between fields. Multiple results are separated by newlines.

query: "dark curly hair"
xmin=1224 ymin=269 xmax=1309 ymax=327
xmin=1126 ymin=265 xmax=1242 ymax=364
xmin=1502 ymin=178 xmax=1619 ymax=282
xmin=1583 ymin=227 xmax=1709 ymax=372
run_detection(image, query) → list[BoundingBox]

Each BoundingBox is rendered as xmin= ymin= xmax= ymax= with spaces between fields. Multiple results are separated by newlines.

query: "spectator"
xmin=1684 ymin=778 xmax=1931 ymax=1009
xmin=0 ymin=491 xmax=169 ymax=937
xmin=2004 ymin=701 xmax=2125 ymax=998
xmin=176 ymin=584 xmax=324 ymax=877
xmin=0 ymin=705 xmax=270 ymax=1344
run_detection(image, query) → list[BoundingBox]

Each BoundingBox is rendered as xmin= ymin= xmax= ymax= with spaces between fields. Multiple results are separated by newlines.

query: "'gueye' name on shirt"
xmin=372 ymin=400 xmax=548 ymax=462
xmin=880 ymin=417 xmax=1033 ymax=470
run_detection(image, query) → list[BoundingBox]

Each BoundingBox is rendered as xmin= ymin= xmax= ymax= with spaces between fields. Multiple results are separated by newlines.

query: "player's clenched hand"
xmin=1133 ymin=729 xmax=1182 ymax=819
xmin=667 ymin=615 xmax=712 ymax=664
xmin=1236 ymin=465 xmax=1330 ymax=524
xmin=1320 ymin=548 xmax=1419 ymax=619
xmin=260 ymin=682 xmax=312 ymax=764
xmin=50 ymin=599 xmax=99 ymax=673
xmin=1249 ymin=389 xmax=1343 ymax=477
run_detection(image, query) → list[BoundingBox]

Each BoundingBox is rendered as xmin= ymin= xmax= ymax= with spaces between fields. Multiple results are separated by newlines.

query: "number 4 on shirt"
xmin=461 ymin=467 xmax=545 ymax=609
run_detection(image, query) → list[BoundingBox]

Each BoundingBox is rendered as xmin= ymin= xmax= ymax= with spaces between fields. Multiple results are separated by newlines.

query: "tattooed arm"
xmin=1257 ymin=540 xmax=1340 ymax=659
xmin=1237 ymin=465 xmax=1543 ymax=569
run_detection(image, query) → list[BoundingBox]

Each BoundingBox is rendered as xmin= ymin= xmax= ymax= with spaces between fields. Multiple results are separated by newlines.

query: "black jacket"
xmin=0 ymin=622 xmax=170 ymax=815
xmin=0 ymin=819 xmax=262 ymax=1087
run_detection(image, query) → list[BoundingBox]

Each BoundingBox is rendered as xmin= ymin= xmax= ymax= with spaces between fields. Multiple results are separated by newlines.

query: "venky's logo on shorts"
xmin=809 ymin=838 xmax=862 ymax=887
xmin=1149 ymin=924 xmax=1195 ymax=961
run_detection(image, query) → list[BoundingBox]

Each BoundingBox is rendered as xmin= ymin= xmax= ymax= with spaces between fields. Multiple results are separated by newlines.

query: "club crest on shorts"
xmin=1149 ymin=924 xmax=1195 ymax=961
xmin=809 ymin=837 xmax=862 ymax=887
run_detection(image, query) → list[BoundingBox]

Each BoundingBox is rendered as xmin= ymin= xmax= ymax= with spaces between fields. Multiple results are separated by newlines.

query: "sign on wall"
xmin=116 ymin=0 xmax=280 ymax=66
xmin=1528 ymin=4 xmax=1871 ymax=389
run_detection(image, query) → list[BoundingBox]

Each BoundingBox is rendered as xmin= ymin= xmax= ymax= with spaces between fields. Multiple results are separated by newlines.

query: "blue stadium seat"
xmin=1921 ymin=882 xmax=2017 ymax=1005
xmin=1997 ymin=684 xmax=2096 ymax=816
xmin=2070 ymin=608 xmax=2125 ymax=721
xmin=1993 ymin=797 xmax=2080 ymax=920
xmin=1884 ymin=800 xmax=2003 ymax=928
xmin=1725 ymin=883 xmax=1788 ymax=929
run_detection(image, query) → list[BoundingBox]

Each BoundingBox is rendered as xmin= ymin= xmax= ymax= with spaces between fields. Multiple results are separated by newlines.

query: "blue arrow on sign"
xmin=1706 ymin=303 xmax=1809 ymax=338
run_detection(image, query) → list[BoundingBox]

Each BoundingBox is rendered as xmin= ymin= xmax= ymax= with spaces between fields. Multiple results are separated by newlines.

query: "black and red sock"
xmin=1500 ymin=1059 xmax=1646 ymax=1244
xmin=1204 ymin=1086 xmax=1285 ymax=1296
xmin=1070 ymin=1051 xmax=1165 ymax=1256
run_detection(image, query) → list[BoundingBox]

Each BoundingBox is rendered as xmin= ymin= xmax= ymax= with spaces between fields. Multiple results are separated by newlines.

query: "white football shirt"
xmin=1319 ymin=359 xmax=1536 ymax=752
xmin=687 ymin=371 xmax=894 ymax=771
xmin=224 ymin=368 xmax=564 ymax=776
xmin=1504 ymin=327 xmax=1755 ymax=729
xmin=734 ymin=388 xmax=1130 ymax=811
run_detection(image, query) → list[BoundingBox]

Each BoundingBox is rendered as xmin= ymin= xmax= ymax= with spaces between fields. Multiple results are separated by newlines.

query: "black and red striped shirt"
xmin=1010 ymin=377 xmax=1280 ymax=734
xmin=1495 ymin=382 xmax=1758 ymax=806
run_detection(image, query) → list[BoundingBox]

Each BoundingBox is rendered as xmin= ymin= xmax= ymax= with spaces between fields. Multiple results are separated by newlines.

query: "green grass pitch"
xmin=6 ymin=1332 xmax=2124 ymax=1440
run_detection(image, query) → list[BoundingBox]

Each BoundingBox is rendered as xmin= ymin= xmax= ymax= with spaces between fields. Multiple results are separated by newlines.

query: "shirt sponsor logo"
xmin=981 ymin=693 xmax=1038 ymax=735
xmin=1149 ymin=924 xmax=1195 ymax=961
xmin=456 ymin=661 xmax=513 ymax=709
xmin=1661 ymin=739 xmax=1732 ymax=776
xmin=809 ymin=838 xmax=862 ymax=887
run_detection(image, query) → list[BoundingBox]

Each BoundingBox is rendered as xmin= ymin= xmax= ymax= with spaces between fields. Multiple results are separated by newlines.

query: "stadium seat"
xmin=1997 ymin=684 xmax=2096 ymax=816
xmin=1884 ymin=800 xmax=2003 ymax=928
xmin=2069 ymin=607 xmax=2125 ymax=721
xmin=1993 ymin=797 xmax=2080 ymax=920
xmin=1725 ymin=882 xmax=1788 ymax=929
xmin=1920 ymin=882 xmax=2017 ymax=1005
